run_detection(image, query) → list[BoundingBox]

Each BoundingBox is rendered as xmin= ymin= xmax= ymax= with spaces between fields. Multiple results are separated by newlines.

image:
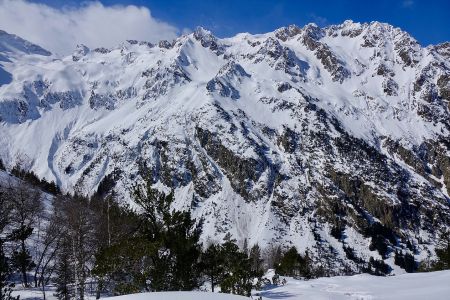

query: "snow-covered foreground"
xmin=112 ymin=292 xmax=247 ymax=300
xmin=254 ymin=270 xmax=450 ymax=300
xmin=15 ymin=270 xmax=450 ymax=300
xmin=104 ymin=271 xmax=450 ymax=300
xmin=13 ymin=290 xmax=248 ymax=300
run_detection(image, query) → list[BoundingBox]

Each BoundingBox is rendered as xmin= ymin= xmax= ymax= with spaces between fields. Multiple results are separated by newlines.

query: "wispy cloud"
xmin=402 ymin=0 xmax=415 ymax=8
xmin=0 ymin=0 xmax=179 ymax=55
xmin=309 ymin=14 xmax=329 ymax=27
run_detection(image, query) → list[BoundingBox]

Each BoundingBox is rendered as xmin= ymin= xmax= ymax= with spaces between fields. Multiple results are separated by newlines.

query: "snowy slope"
xmin=13 ymin=270 xmax=450 ymax=300
xmin=254 ymin=270 xmax=450 ymax=300
xmin=14 ymin=290 xmax=248 ymax=300
xmin=113 ymin=292 xmax=247 ymax=300
xmin=0 ymin=21 xmax=449 ymax=273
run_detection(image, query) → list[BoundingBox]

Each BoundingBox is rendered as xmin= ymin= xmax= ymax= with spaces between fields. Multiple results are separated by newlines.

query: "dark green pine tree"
xmin=219 ymin=239 xmax=254 ymax=297
xmin=394 ymin=250 xmax=416 ymax=273
xmin=434 ymin=232 xmax=450 ymax=270
xmin=249 ymin=244 xmax=264 ymax=278
xmin=163 ymin=209 xmax=203 ymax=290
xmin=133 ymin=178 xmax=203 ymax=291
xmin=275 ymin=247 xmax=313 ymax=279
xmin=92 ymin=236 xmax=155 ymax=295
xmin=276 ymin=247 xmax=300 ymax=277
xmin=91 ymin=196 xmax=149 ymax=296
xmin=301 ymin=250 xmax=313 ymax=279
xmin=201 ymin=244 xmax=224 ymax=292
xmin=0 ymin=239 xmax=19 ymax=300
xmin=367 ymin=257 xmax=390 ymax=276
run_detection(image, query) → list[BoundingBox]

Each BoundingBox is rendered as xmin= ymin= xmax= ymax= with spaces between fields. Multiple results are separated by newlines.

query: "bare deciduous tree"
xmin=7 ymin=179 xmax=43 ymax=287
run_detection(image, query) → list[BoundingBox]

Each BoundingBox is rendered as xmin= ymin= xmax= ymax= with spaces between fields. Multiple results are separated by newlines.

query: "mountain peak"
xmin=192 ymin=26 xmax=220 ymax=51
xmin=72 ymin=44 xmax=90 ymax=61
xmin=0 ymin=30 xmax=51 ymax=59
xmin=274 ymin=24 xmax=302 ymax=41
xmin=301 ymin=22 xmax=325 ymax=40
xmin=193 ymin=26 xmax=217 ymax=43
xmin=0 ymin=24 xmax=449 ymax=273
xmin=194 ymin=26 xmax=214 ymax=38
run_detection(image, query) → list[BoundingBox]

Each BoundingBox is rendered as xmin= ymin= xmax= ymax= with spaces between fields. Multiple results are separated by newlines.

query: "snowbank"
xmin=13 ymin=270 xmax=450 ymax=300
xmin=111 ymin=291 xmax=247 ymax=300
xmin=255 ymin=270 xmax=450 ymax=300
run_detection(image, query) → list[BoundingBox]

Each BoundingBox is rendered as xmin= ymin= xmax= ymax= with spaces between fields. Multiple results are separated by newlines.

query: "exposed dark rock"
xmin=277 ymin=126 xmax=298 ymax=153
xmin=376 ymin=64 xmax=394 ymax=77
xmin=142 ymin=64 xmax=191 ymax=101
xmin=206 ymin=62 xmax=250 ymax=99
xmin=433 ymin=42 xmax=450 ymax=58
xmin=301 ymin=24 xmax=325 ymax=51
xmin=195 ymin=127 xmax=282 ymax=200
xmin=94 ymin=47 xmax=111 ymax=54
xmin=275 ymin=25 xmax=302 ymax=41
xmin=382 ymin=78 xmax=399 ymax=96
xmin=89 ymin=92 xmax=115 ymax=110
xmin=193 ymin=27 xmax=222 ymax=53
xmin=277 ymin=82 xmax=292 ymax=93
xmin=158 ymin=40 xmax=173 ymax=49
xmin=437 ymin=74 xmax=450 ymax=102
xmin=72 ymin=44 xmax=90 ymax=61
xmin=315 ymin=45 xmax=351 ymax=83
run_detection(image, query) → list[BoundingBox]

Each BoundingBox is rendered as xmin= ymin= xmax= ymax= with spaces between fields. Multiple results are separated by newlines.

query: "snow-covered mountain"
xmin=0 ymin=21 xmax=449 ymax=273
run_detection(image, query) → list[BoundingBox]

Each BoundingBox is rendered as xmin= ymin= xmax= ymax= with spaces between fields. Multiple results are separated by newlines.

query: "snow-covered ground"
xmin=255 ymin=270 xmax=450 ymax=300
xmin=113 ymin=292 xmax=248 ymax=300
xmin=13 ymin=270 xmax=450 ymax=300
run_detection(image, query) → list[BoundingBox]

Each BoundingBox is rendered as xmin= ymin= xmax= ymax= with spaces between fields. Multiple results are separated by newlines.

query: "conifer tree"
xmin=276 ymin=247 xmax=313 ymax=278
xmin=219 ymin=239 xmax=255 ymax=297
xmin=276 ymin=247 xmax=300 ymax=277
xmin=366 ymin=257 xmax=390 ymax=275
xmin=394 ymin=250 xmax=416 ymax=273
xmin=249 ymin=244 xmax=264 ymax=278
xmin=133 ymin=179 xmax=203 ymax=291
xmin=201 ymin=244 xmax=224 ymax=292
xmin=434 ymin=232 xmax=450 ymax=270
xmin=92 ymin=236 xmax=154 ymax=295
xmin=91 ymin=196 xmax=143 ymax=296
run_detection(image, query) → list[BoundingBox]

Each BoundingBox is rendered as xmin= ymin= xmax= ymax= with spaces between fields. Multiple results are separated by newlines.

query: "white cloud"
xmin=0 ymin=0 xmax=179 ymax=55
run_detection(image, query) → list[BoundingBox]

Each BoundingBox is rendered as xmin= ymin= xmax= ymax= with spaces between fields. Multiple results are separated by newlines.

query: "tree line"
xmin=1 ymin=159 xmax=449 ymax=300
xmin=0 ymin=168 xmax=275 ymax=299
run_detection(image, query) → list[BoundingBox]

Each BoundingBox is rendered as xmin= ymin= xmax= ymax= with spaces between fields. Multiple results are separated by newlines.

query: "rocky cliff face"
xmin=0 ymin=21 xmax=449 ymax=274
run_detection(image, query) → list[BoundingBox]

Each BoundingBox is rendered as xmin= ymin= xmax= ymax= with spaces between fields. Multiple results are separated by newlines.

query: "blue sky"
xmin=35 ymin=0 xmax=450 ymax=45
